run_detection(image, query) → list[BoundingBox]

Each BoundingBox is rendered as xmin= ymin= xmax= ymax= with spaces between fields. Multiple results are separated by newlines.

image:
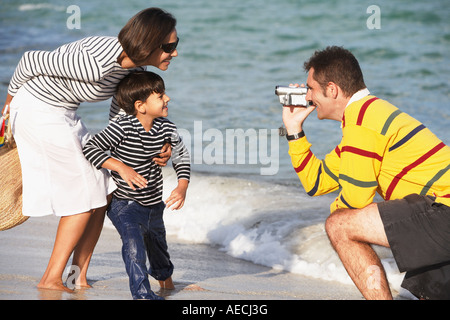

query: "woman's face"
xmin=147 ymin=29 xmax=178 ymax=71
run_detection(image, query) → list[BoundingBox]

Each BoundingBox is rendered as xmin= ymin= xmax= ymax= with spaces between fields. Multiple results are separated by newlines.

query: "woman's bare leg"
xmin=71 ymin=206 xmax=106 ymax=287
xmin=37 ymin=211 xmax=92 ymax=292
xmin=71 ymin=194 xmax=112 ymax=287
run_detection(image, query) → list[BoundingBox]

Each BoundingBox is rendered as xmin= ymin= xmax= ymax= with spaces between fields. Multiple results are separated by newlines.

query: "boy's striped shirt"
xmin=83 ymin=115 xmax=190 ymax=206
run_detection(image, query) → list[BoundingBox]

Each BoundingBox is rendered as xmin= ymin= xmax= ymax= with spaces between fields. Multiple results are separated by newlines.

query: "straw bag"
xmin=0 ymin=108 xmax=27 ymax=231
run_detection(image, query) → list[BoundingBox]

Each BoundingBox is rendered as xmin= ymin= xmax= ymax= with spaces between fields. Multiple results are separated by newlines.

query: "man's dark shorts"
xmin=378 ymin=194 xmax=450 ymax=300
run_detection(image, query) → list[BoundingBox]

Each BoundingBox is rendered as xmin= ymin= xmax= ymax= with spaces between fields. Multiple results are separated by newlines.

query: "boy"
xmin=83 ymin=71 xmax=190 ymax=300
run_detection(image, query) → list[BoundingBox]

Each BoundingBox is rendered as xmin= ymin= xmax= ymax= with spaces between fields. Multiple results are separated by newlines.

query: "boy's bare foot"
xmin=158 ymin=277 xmax=175 ymax=289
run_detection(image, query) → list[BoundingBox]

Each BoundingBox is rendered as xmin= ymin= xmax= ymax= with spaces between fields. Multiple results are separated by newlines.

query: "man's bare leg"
xmin=325 ymin=203 xmax=393 ymax=300
xmin=38 ymin=211 xmax=92 ymax=292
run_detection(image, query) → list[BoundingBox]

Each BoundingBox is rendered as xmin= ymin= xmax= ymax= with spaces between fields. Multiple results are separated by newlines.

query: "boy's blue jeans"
xmin=107 ymin=197 xmax=174 ymax=300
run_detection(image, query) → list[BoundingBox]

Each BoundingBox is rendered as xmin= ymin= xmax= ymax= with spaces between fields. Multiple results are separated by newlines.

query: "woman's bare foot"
xmin=37 ymin=280 xmax=74 ymax=293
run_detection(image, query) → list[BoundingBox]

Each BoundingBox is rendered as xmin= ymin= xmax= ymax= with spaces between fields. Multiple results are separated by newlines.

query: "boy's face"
xmin=140 ymin=91 xmax=170 ymax=118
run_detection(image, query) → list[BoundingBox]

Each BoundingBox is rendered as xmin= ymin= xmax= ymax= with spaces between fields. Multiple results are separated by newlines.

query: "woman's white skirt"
xmin=10 ymin=87 xmax=116 ymax=217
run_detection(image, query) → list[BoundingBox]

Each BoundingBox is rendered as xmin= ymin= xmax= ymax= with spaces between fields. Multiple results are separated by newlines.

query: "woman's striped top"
xmin=7 ymin=36 xmax=142 ymax=120
xmin=83 ymin=115 xmax=190 ymax=206
xmin=288 ymin=94 xmax=450 ymax=213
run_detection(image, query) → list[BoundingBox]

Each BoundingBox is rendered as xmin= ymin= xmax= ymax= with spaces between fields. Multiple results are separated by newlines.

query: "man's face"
xmin=306 ymin=68 xmax=336 ymax=120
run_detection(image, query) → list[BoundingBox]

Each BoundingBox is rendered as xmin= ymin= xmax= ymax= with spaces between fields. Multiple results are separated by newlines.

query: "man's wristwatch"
xmin=286 ymin=130 xmax=305 ymax=141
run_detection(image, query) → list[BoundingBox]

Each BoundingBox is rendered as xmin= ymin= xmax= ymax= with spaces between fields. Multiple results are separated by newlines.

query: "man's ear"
xmin=326 ymin=82 xmax=339 ymax=99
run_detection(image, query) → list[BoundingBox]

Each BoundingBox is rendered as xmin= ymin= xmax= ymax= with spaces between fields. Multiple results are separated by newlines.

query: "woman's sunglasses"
xmin=160 ymin=37 xmax=179 ymax=53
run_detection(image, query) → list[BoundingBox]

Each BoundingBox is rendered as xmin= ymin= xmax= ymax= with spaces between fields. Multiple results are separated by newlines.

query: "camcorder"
xmin=275 ymin=85 xmax=309 ymax=106
xmin=275 ymin=85 xmax=311 ymax=137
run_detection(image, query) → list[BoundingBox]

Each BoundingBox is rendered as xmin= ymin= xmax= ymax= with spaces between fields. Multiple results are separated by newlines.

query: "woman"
xmin=2 ymin=8 xmax=178 ymax=292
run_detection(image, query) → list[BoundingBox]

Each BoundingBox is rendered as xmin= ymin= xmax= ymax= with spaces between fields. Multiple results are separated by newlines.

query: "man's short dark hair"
xmin=304 ymin=46 xmax=366 ymax=97
xmin=116 ymin=71 xmax=165 ymax=115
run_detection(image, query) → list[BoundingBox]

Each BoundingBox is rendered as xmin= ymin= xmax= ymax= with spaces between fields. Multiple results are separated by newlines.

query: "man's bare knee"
xmin=325 ymin=209 xmax=351 ymax=244
xmin=325 ymin=204 xmax=388 ymax=247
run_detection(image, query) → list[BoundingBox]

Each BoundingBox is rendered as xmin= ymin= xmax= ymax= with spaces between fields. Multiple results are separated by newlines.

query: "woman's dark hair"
xmin=118 ymin=8 xmax=176 ymax=66
xmin=116 ymin=71 xmax=165 ymax=115
xmin=304 ymin=46 xmax=366 ymax=97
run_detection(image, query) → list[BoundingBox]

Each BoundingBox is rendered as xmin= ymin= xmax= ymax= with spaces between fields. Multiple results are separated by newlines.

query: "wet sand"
xmin=0 ymin=215 xmax=365 ymax=301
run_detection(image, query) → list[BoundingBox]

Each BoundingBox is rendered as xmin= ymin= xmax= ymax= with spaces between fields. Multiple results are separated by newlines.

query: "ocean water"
xmin=1 ymin=0 xmax=449 ymax=298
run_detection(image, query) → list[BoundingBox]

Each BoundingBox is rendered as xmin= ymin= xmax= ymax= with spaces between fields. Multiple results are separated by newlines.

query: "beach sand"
xmin=0 ymin=215 xmax=367 ymax=301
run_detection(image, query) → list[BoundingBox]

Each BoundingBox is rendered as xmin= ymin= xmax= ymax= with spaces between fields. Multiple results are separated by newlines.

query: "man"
xmin=282 ymin=46 xmax=450 ymax=300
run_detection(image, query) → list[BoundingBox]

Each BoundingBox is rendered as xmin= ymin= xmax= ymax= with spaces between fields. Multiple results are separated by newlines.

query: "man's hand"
xmin=282 ymin=104 xmax=316 ymax=135
xmin=282 ymin=83 xmax=316 ymax=135
xmin=154 ymin=142 xmax=172 ymax=167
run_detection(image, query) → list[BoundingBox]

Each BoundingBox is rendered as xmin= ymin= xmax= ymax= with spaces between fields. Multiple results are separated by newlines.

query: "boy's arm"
xmin=169 ymin=130 xmax=191 ymax=181
xmin=82 ymin=122 xmax=122 ymax=169
xmin=101 ymin=158 xmax=148 ymax=191
xmin=165 ymin=128 xmax=190 ymax=210
xmin=83 ymin=121 xmax=147 ymax=191
xmin=165 ymin=179 xmax=189 ymax=210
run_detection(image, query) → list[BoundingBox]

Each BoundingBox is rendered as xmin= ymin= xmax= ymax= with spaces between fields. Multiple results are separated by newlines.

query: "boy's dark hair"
xmin=116 ymin=71 xmax=165 ymax=115
xmin=304 ymin=46 xmax=366 ymax=97
xmin=118 ymin=8 xmax=177 ymax=66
